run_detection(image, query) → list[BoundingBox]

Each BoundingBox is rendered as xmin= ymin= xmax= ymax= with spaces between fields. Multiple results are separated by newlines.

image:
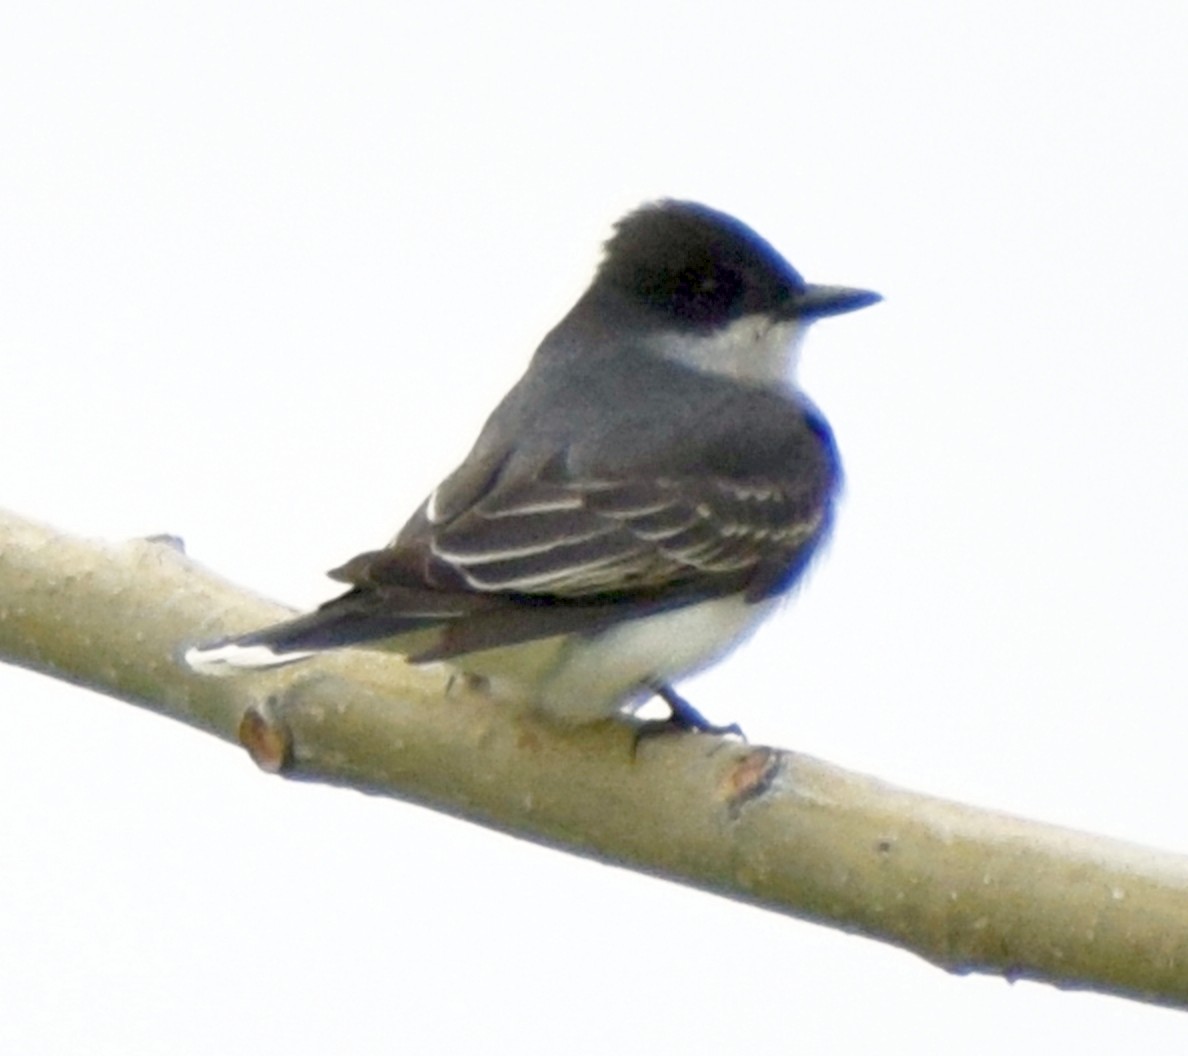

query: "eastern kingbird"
xmin=187 ymin=200 xmax=880 ymax=731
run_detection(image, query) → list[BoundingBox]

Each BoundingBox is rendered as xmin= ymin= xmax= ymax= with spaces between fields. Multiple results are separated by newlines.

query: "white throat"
xmin=649 ymin=314 xmax=808 ymax=387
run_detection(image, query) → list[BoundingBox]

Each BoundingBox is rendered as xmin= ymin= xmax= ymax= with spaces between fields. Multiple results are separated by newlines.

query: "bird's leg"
xmin=633 ymin=681 xmax=745 ymax=746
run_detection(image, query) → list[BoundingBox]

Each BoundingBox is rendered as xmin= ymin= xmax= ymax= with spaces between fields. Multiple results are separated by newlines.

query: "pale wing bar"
xmin=429 ymin=477 xmax=819 ymax=596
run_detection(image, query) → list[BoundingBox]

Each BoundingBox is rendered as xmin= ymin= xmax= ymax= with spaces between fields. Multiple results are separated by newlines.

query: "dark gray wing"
xmin=416 ymin=474 xmax=828 ymax=598
xmin=337 ymin=353 xmax=840 ymax=606
xmin=310 ymin=467 xmax=833 ymax=661
xmin=221 ymin=464 xmax=833 ymax=661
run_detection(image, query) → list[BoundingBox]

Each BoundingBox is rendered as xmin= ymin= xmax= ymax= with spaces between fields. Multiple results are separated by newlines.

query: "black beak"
xmin=791 ymin=284 xmax=883 ymax=319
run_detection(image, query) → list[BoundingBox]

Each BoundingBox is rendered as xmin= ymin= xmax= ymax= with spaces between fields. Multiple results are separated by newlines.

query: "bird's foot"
xmin=632 ymin=682 xmax=745 ymax=752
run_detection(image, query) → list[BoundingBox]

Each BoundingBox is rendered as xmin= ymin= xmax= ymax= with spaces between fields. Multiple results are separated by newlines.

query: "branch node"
xmin=721 ymin=746 xmax=784 ymax=816
xmin=238 ymin=697 xmax=292 ymax=773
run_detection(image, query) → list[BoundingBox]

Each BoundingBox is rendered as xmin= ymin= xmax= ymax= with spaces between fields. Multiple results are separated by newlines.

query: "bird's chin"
xmin=649 ymin=314 xmax=806 ymax=388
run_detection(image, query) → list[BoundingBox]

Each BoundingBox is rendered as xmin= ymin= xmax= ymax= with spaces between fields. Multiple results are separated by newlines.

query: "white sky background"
xmin=3 ymin=3 xmax=1187 ymax=1052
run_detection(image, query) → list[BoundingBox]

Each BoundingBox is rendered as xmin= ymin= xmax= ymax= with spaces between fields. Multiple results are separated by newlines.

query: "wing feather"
xmin=402 ymin=473 xmax=828 ymax=600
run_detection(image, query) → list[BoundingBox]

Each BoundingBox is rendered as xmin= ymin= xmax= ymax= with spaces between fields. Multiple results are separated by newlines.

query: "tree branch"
xmin=2 ymin=507 xmax=1186 ymax=1008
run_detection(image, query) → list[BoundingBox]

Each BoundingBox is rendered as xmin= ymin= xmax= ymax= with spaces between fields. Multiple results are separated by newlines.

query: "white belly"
xmin=453 ymin=594 xmax=777 ymax=724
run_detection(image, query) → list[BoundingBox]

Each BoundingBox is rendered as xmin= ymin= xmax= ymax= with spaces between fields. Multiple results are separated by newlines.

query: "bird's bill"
xmin=794 ymin=284 xmax=883 ymax=319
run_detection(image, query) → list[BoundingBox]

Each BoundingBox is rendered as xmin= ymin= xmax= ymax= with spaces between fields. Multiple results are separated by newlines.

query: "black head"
xmin=595 ymin=200 xmax=880 ymax=330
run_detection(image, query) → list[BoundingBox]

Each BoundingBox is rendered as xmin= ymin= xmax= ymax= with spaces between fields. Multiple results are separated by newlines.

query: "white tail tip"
xmin=184 ymin=642 xmax=314 ymax=675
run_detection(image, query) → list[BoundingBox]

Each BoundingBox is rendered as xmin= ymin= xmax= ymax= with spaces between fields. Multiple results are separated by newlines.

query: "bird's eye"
xmin=670 ymin=265 xmax=742 ymax=323
xmin=619 ymin=252 xmax=745 ymax=325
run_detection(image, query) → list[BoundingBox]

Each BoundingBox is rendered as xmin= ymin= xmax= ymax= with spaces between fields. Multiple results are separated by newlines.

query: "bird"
xmin=186 ymin=199 xmax=880 ymax=732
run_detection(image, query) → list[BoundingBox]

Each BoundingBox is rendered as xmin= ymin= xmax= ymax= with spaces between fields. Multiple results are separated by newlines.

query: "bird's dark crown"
xmin=596 ymin=200 xmax=806 ymax=328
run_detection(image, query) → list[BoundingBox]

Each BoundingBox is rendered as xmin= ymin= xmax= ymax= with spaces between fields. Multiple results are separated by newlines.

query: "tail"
xmin=185 ymin=581 xmax=712 ymax=674
xmin=184 ymin=589 xmax=451 ymax=674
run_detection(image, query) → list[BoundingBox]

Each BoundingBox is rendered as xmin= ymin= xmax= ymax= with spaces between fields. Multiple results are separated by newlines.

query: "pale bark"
xmin=2 ymin=507 xmax=1186 ymax=1008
